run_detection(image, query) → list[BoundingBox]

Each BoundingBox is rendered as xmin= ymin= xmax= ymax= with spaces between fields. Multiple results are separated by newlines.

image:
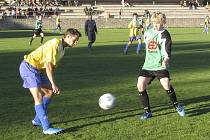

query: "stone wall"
xmin=0 ymin=17 xmax=204 ymax=30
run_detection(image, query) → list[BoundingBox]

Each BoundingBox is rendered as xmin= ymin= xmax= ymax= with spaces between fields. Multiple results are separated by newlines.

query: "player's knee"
xmin=128 ymin=42 xmax=132 ymax=45
xmin=33 ymin=92 xmax=43 ymax=104
xmin=138 ymin=90 xmax=147 ymax=96
xmin=160 ymin=78 xmax=170 ymax=89
xmin=42 ymin=88 xmax=53 ymax=97
xmin=89 ymin=40 xmax=94 ymax=44
xmin=137 ymin=82 xmax=145 ymax=92
xmin=40 ymin=33 xmax=44 ymax=37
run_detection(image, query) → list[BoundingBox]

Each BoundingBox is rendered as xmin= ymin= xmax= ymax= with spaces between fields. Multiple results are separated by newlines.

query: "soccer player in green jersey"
xmin=136 ymin=12 xmax=185 ymax=120
xmin=29 ymin=16 xmax=44 ymax=46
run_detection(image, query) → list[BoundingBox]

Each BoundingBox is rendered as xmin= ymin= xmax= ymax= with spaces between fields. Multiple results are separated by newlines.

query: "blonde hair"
xmin=151 ymin=12 xmax=166 ymax=25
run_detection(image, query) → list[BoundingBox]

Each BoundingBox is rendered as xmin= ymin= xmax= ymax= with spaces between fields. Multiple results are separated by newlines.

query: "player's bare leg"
xmin=136 ymin=39 xmax=142 ymax=55
xmin=40 ymin=33 xmax=44 ymax=44
xmin=29 ymin=34 xmax=36 ymax=46
xmin=124 ymin=41 xmax=132 ymax=55
xmin=137 ymin=76 xmax=153 ymax=120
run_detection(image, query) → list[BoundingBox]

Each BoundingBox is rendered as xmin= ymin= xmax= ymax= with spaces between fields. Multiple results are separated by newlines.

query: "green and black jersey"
xmin=142 ymin=28 xmax=172 ymax=71
xmin=35 ymin=19 xmax=42 ymax=30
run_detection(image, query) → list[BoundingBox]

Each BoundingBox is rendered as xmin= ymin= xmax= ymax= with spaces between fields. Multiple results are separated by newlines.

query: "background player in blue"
xmin=136 ymin=12 xmax=185 ymax=120
xmin=123 ymin=13 xmax=144 ymax=55
xmin=29 ymin=15 xmax=44 ymax=46
xmin=85 ymin=14 xmax=97 ymax=50
xmin=20 ymin=28 xmax=82 ymax=134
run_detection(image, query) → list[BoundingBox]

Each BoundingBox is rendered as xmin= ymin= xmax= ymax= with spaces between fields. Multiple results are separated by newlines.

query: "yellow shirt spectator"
xmin=56 ymin=16 xmax=61 ymax=25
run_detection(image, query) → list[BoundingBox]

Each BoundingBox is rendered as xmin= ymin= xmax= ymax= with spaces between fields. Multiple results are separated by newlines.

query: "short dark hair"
xmin=64 ymin=28 xmax=82 ymax=38
xmin=133 ymin=13 xmax=138 ymax=16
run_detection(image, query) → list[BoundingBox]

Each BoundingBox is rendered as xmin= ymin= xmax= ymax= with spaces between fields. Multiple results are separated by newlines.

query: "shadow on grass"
xmin=153 ymin=95 xmax=210 ymax=118
xmin=183 ymin=95 xmax=210 ymax=117
xmin=55 ymin=95 xmax=210 ymax=129
xmin=0 ymin=30 xmax=62 ymax=38
xmin=1 ymin=40 xmax=210 ymax=125
xmin=63 ymin=112 xmax=141 ymax=133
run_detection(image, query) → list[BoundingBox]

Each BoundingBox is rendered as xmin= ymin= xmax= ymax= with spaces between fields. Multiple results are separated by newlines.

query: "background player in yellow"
xmin=53 ymin=13 xmax=62 ymax=34
xmin=19 ymin=28 xmax=81 ymax=135
xmin=123 ymin=13 xmax=144 ymax=55
xmin=203 ymin=16 xmax=210 ymax=34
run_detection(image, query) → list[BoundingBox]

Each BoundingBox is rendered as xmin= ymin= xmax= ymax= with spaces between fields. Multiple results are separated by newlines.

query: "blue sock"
xmin=124 ymin=44 xmax=129 ymax=54
xmin=35 ymin=104 xmax=50 ymax=131
xmin=34 ymin=97 xmax=51 ymax=123
xmin=136 ymin=43 xmax=142 ymax=54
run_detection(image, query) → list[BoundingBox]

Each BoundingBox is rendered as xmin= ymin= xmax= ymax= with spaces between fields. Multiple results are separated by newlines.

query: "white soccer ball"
xmin=99 ymin=93 xmax=116 ymax=110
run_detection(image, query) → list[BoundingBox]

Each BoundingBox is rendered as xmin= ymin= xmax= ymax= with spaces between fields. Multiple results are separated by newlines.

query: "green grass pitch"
xmin=0 ymin=28 xmax=210 ymax=140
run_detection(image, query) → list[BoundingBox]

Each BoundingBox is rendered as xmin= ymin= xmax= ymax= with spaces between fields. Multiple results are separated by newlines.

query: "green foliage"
xmin=0 ymin=28 xmax=210 ymax=140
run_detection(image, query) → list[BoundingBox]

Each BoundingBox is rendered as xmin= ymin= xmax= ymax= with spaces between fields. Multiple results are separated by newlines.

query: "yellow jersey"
xmin=24 ymin=38 xmax=65 ymax=70
xmin=56 ymin=16 xmax=61 ymax=25
xmin=128 ymin=19 xmax=142 ymax=37
xmin=204 ymin=18 xmax=209 ymax=25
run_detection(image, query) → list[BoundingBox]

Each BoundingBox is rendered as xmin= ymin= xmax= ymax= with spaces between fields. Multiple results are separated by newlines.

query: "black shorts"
xmin=34 ymin=29 xmax=43 ymax=35
xmin=139 ymin=69 xmax=170 ymax=82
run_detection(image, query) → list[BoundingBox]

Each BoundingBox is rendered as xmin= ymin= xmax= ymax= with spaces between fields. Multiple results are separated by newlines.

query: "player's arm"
xmin=35 ymin=20 xmax=38 ymax=29
xmin=94 ymin=21 xmax=98 ymax=33
xmin=45 ymin=62 xmax=60 ymax=94
xmin=128 ymin=21 xmax=133 ymax=28
xmin=161 ymin=30 xmax=172 ymax=68
xmin=85 ymin=20 xmax=88 ymax=36
xmin=40 ymin=22 xmax=43 ymax=29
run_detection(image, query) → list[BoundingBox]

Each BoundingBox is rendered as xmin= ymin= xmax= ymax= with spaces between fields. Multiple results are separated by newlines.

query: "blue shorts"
xmin=129 ymin=35 xmax=141 ymax=42
xmin=204 ymin=26 xmax=208 ymax=32
xmin=19 ymin=61 xmax=50 ymax=88
xmin=88 ymin=32 xmax=96 ymax=43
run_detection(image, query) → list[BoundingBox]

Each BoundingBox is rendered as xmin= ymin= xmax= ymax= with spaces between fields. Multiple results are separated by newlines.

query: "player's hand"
xmin=52 ymin=84 xmax=60 ymax=94
xmin=162 ymin=58 xmax=170 ymax=68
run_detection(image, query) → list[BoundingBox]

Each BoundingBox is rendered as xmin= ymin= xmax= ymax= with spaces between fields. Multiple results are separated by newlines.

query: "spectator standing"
xmin=85 ymin=14 xmax=97 ymax=50
xmin=119 ymin=8 xmax=122 ymax=19
xmin=121 ymin=0 xmax=131 ymax=7
xmin=74 ymin=0 xmax=79 ymax=6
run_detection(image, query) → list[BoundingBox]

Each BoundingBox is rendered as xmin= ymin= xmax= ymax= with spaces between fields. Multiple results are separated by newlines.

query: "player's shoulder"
xmin=129 ymin=19 xmax=134 ymax=23
xmin=51 ymin=38 xmax=60 ymax=44
xmin=144 ymin=28 xmax=153 ymax=34
xmin=46 ymin=38 xmax=60 ymax=46
xmin=161 ymin=29 xmax=171 ymax=39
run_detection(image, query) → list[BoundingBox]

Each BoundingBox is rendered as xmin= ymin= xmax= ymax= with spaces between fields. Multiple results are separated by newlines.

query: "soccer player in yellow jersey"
xmin=123 ymin=13 xmax=144 ymax=55
xmin=53 ymin=13 xmax=62 ymax=34
xmin=19 ymin=28 xmax=81 ymax=135
xmin=203 ymin=16 xmax=210 ymax=34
